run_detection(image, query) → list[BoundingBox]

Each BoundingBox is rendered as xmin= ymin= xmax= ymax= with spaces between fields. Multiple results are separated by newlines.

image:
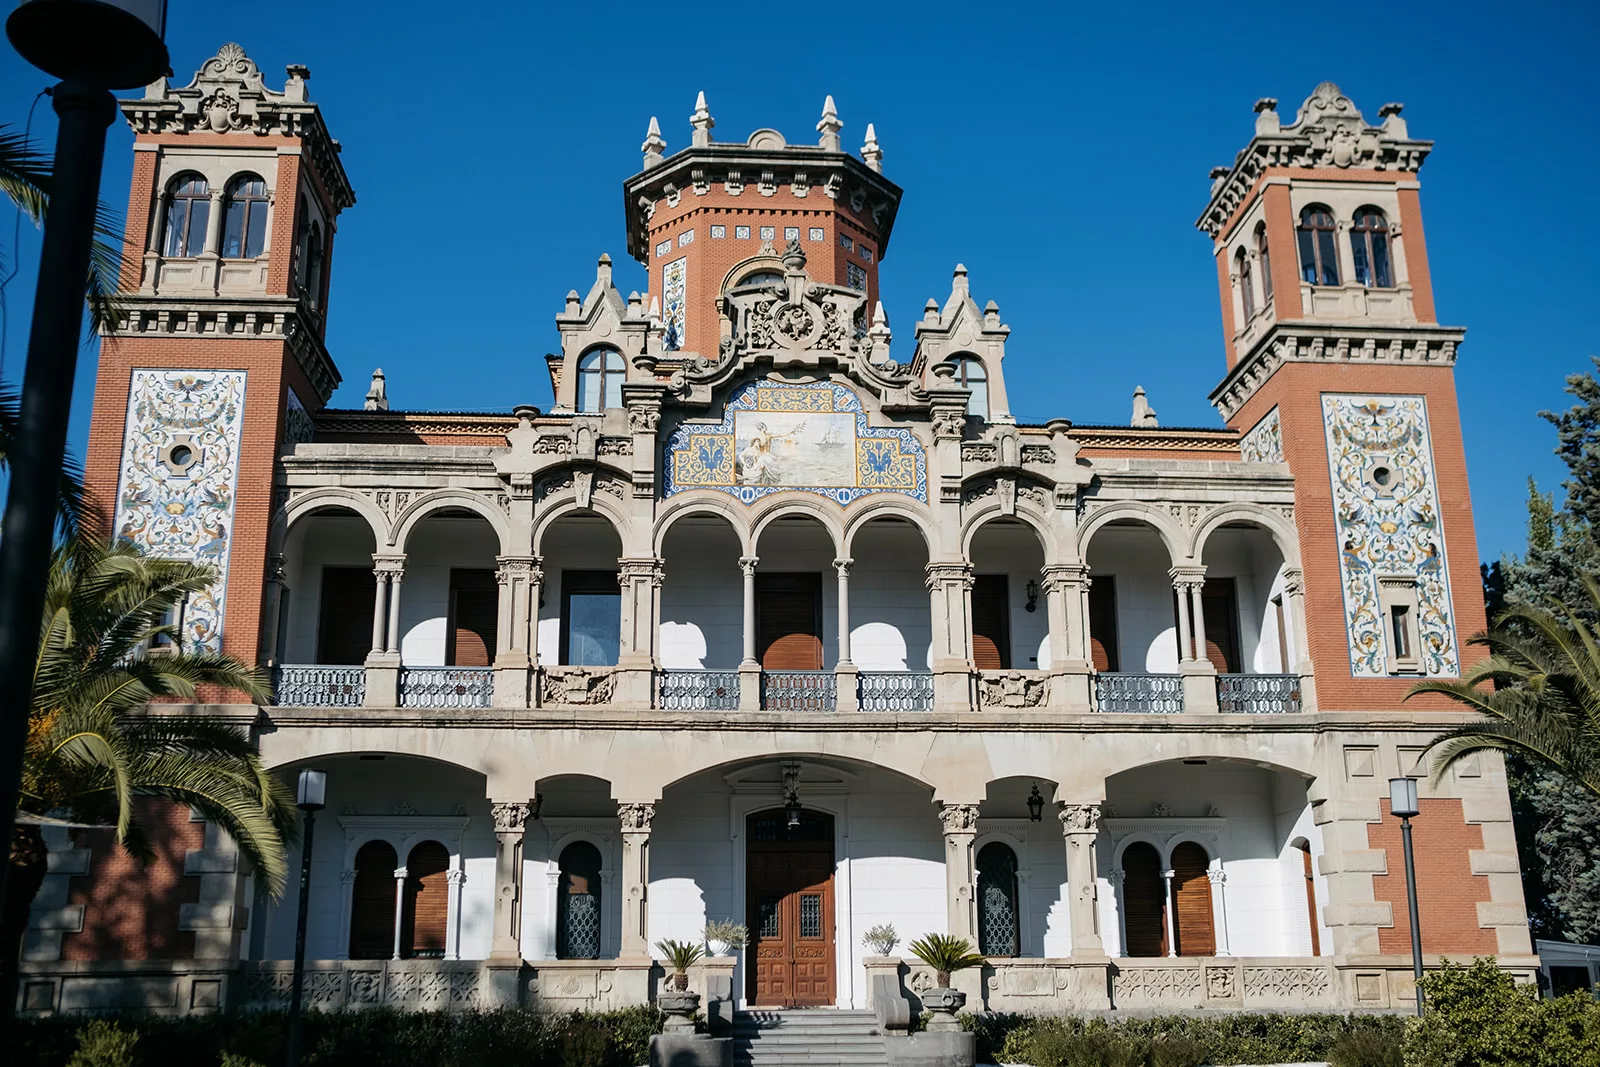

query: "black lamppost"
xmin=285 ymin=769 xmax=326 ymax=1067
xmin=0 ymin=0 xmax=169 ymax=910
xmin=1389 ymin=776 xmax=1425 ymax=1016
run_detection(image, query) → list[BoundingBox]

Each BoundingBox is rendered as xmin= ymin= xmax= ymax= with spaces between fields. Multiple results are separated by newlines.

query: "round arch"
xmin=1189 ymin=503 xmax=1301 ymax=566
xmin=654 ymin=749 xmax=937 ymax=799
xmin=274 ymin=487 xmax=390 ymax=548
xmin=654 ymin=493 xmax=754 ymax=555
xmin=959 ymin=504 xmax=1055 ymax=559
xmin=531 ymin=494 xmax=631 ymax=555
xmin=720 ymin=254 xmax=787 ymax=294
xmin=841 ymin=500 xmax=936 ymax=557
xmin=392 ymin=489 xmax=514 ymax=554
xmin=1101 ymin=749 xmax=1318 ymax=784
xmin=1078 ymin=502 xmax=1187 ymax=564
xmin=749 ymin=496 xmax=846 ymax=557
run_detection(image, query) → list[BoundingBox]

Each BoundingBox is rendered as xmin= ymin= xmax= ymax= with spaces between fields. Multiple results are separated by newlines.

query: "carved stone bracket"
xmin=618 ymin=803 xmax=655 ymax=833
xmin=491 ymin=801 xmax=531 ymax=835
xmin=539 ymin=666 xmax=617 ymax=706
xmin=1058 ymin=804 xmax=1101 ymax=836
xmin=937 ymin=803 xmax=980 ymax=834
xmin=977 ymin=670 xmax=1048 ymax=709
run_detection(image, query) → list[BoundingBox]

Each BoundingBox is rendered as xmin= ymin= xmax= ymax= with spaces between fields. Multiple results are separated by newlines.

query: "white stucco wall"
xmin=970 ymin=521 xmax=1050 ymax=669
xmin=1086 ymin=526 xmax=1180 ymax=672
xmin=282 ymin=514 xmax=376 ymax=664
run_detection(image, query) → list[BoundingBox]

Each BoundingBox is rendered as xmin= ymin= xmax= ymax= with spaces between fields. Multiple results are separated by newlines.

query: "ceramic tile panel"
xmin=1241 ymin=406 xmax=1283 ymax=463
xmin=662 ymin=256 xmax=687 ymax=351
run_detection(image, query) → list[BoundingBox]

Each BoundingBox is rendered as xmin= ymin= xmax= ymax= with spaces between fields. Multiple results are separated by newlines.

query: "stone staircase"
xmin=730 ymin=1009 xmax=888 ymax=1067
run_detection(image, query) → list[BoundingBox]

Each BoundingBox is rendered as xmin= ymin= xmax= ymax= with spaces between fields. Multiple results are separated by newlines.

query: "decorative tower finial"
xmin=364 ymin=368 xmax=389 ymax=412
xmin=642 ymin=116 xmax=666 ymax=168
xmin=1253 ymin=97 xmax=1281 ymax=135
xmin=861 ymin=122 xmax=882 ymax=172
xmin=1131 ymin=386 xmax=1158 ymax=428
xmin=690 ymin=90 xmax=714 ymax=147
xmin=866 ymin=299 xmax=893 ymax=364
xmin=817 ymin=94 xmax=842 ymax=152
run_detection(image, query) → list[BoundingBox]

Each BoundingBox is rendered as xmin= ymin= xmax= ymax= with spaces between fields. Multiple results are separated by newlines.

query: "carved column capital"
xmin=1282 ymin=567 xmax=1304 ymax=596
xmin=924 ymin=561 xmax=974 ymax=593
xmin=620 ymin=556 xmax=666 ymax=587
xmin=937 ymin=803 xmax=980 ymax=834
xmin=1040 ymin=562 xmax=1088 ymax=593
xmin=738 ymin=556 xmax=760 ymax=578
xmin=833 ymin=557 xmax=853 ymax=578
xmin=1058 ymin=803 xmax=1102 ymax=836
xmin=373 ymin=553 xmax=407 ymax=578
xmin=491 ymin=800 xmax=531 ymax=834
xmin=618 ymin=802 xmax=655 ymax=833
xmin=1168 ymin=564 xmax=1206 ymax=591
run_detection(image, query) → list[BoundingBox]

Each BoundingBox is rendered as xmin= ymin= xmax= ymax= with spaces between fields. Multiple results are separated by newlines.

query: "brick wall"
xmin=1367 ymin=798 xmax=1495 ymax=955
xmin=62 ymin=798 xmax=204 ymax=961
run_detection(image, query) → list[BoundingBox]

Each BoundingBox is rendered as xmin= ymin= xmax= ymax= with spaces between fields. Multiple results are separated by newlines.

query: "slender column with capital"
xmin=1059 ymin=804 xmax=1107 ymax=958
xmin=1162 ymin=869 xmax=1178 ymax=957
xmin=335 ymin=869 xmax=356 ymax=960
xmin=834 ymin=557 xmax=859 ymax=711
xmin=490 ymin=801 xmax=531 ymax=959
xmin=1170 ymin=565 xmax=1217 ymax=712
xmin=446 ymin=867 xmax=466 ymax=960
xmin=618 ymin=802 xmax=655 ymax=957
xmin=938 ymin=803 xmax=980 ymax=941
xmin=1172 ymin=574 xmax=1194 ymax=663
xmin=493 ymin=556 xmax=540 ymax=708
xmin=1107 ymin=869 xmax=1127 ymax=957
xmin=738 ymin=557 xmax=760 ymax=709
xmin=368 ymin=571 xmax=389 ymax=658
xmin=1281 ymin=567 xmax=1317 ymax=711
xmin=366 ymin=556 xmax=405 ymax=705
xmin=1190 ymin=582 xmax=1208 ymax=667
xmin=615 ymin=558 xmax=664 ymax=705
xmin=386 ymin=572 xmax=404 ymax=654
xmin=391 ymin=866 xmax=408 ymax=960
xmin=1209 ymin=868 xmax=1230 ymax=956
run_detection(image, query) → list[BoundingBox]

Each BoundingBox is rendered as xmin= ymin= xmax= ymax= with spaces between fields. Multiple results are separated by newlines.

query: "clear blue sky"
xmin=1 ymin=0 xmax=1594 ymax=564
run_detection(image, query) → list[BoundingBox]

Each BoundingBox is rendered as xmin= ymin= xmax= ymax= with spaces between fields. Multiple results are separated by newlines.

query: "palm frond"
xmin=0 ymin=125 xmax=50 ymax=223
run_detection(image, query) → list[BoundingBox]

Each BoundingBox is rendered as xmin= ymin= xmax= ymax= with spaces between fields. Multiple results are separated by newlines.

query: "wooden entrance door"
xmin=757 ymin=574 xmax=823 ymax=670
xmin=747 ymin=809 xmax=835 ymax=1007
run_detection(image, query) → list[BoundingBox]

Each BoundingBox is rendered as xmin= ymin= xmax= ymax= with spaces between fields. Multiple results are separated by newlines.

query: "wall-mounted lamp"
xmin=1024 ymin=580 xmax=1039 ymax=613
xmin=1027 ymin=783 xmax=1044 ymax=822
xmin=784 ymin=787 xmax=803 ymax=830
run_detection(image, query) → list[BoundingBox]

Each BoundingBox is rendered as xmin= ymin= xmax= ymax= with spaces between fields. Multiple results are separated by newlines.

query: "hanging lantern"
xmin=1027 ymin=783 xmax=1044 ymax=822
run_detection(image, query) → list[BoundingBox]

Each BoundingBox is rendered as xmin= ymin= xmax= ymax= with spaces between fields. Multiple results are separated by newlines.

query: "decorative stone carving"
xmin=627 ymin=406 xmax=660 ymax=433
xmin=937 ymin=804 xmax=979 ymax=834
xmin=540 ymin=666 xmax=616 ymax=706
xmin=491 ymin=802 xmax=530 ymax=835
xmin=930 ymin=408 xmax=967 ymax=441
xmin=618 ymin=803 xmax=655 ymax=832
xmin=978 ymin=670 xmax=1047 ymax=709
xmin=1058 ymin=805 xmax=1101 ymax=835
xmin=1242 ymin=966 xmax=1332 ymax=1002
xmin=1205 ymin=966 xmax=1238 ymax=999
xmin=1114 ymin=966 xmax=1202 ymax=1002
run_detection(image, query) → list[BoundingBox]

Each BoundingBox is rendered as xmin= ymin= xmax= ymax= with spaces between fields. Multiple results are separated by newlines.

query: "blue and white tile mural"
xmin=665 ymin=380 xmax=926 ymax=505
xmin=113 ymin=369 xmax=247 ymax=651
xmin=1322 ymin=393 xmax=1458 ymax=677
xmin=1240 ymin=406 xmax=1283 ymax=464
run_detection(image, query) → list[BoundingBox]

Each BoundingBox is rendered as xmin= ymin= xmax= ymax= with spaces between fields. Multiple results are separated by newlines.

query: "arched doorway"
xmin=348 ymin=840 xmax=398 ymax=960
xmin=747 ymin=808 xmax=834 ymax=1006
xmin=976 ymin=842 xmax=1020 ymax=957
xmin=557 ymin=841 xmax=604 ymax=959
xmin=1170 ymin=841 xmax=1215 ymax=956
xmin=400 ymin=840 xmax=450 ymax=958
xmin=1121 ymin=842 xmax=1166 ymax=957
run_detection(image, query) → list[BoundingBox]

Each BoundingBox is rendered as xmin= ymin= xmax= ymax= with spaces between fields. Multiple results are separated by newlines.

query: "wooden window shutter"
xmin=971 ymin=574 xmax=1010 ymax=670
xmin=1170 ymin=841 xmax=1216 ymax=956
xmin=401 ymin=840 xmax=451 ymax=958
xmin=1301 ymin=844 xmax=1321 ymax=955
xmin=348 ymin=840 xmax=398 ymax=960
xmin=1201 ymin=579 xmax=1240 ymax=674
xmin=317 ymin=567 xmax=376 ymax=665
xmin=1121 ymin=842 xmax=1167 ymax=957
xmin=757 ymin=574 xmax=823 ymax=670
xmin=447 ymin=569 xmax=499 ymax=667
xmin=1088 ymin=577 xmax=1120 ymax=672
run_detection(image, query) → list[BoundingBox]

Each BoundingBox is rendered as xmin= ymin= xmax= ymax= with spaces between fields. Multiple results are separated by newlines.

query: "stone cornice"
xmin=622 ymin=144 xmax=902 ymax=264
xmin=311 ymin=410 xmax=518 ymax=438
xmin=1209 ymin=322 xmax=1467 ymax=420
xmin=1069 ymin=426 xmax=1240 ymax=453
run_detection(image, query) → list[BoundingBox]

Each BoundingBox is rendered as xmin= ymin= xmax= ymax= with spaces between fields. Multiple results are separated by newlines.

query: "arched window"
xmin=162 ymin=174 xmax=210 ymax=258
xmin=976 ymin=842 xmax=1020 ymax=957
xmin=557 ymin=841 xmax=603 ymax=959
xmin=304 ymin=223 xmax=324 ymax=310
xmin=1235 ymin=247 xmax=1255 ymax=321
xmin=1255 ymin=224 xmax=1273 ymax=305
xmin=1170 ymin=841 xmax=1215 ymax=956
xmin=951 ymin=356 xmax=989 ymax=421
xmin=348 ymin=840 xmax=398 ymax=960
xmin=1296 ymin=205 xmax=1340 ymax=286
xmin=733 ymin=269 xmax=784 ymax=290
xmin=399 ymin=840 xmax=450 ymax=959
xmin=576 ymin=347 xmax=624 ymax=412
xmin=221 ymin=174 xmax=269 ymax=259
xmin=1350 ymin=207 xmax=1393 ymax=288
xmin=1120 ymin=842 xmax=1166 ymax=957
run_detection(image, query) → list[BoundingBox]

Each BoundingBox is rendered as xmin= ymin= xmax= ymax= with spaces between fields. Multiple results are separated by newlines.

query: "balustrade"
xmin=397 ymin=667 xmax=494 ymax=709
xmin=1217 ymin=673 xmax=1302 ymax=713
xmin=857 ymin=671 xmax=934 ymax=712
xmin=657 ymin=669 xmax=741 ymax=711
xmin=1094 ymin=672 xmax=1185 ymax=714
xmin=273 ymin=665 xmax=364 ymax=707
xmin=760 ymin=670 xmax=837 ymax=712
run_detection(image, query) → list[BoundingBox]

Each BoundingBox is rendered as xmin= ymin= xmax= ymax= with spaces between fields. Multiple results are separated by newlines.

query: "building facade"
xmin=18 ymin=45 xmax=1533 ymax=1019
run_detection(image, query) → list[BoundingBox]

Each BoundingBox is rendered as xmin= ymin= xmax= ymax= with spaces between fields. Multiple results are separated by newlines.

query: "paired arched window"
xmin=1296 ymin=205 xmax=1340 ymax=286
xmin=1235 ymin=247 xmax=1255 ymax=321
xmin=348 ymin=840 xmax=398 ymax=960
xmin=976 ymin=842 xmax=1020 ymax=957
xmin=221 ymin=174 xmax=269 ymax=259
xmin=399 ymin=840 xmax=450 ymax=959
xmin=304 ymin=223 xmax=325 ymax=310
xmin=1119 ymin=840 xmax=1216 ymax=957
xmin=1169 ymin=841 xmax=1215 ymax=956
xmin=1121 ymin=842 xmax=1166 ymax=957
xmin=950 ymin=356 xmax=989 ymax=421
xmin=162 ymin=174 xmax=211 ymax=258
xmin=1255 ymin=224 xmax=1273 ymax=306
xmin=576 ymin=347 xmax=624 ymax=412
xmin=1349 ymin=207 xmax=1393 ymax=288
xmin=556 ymin=841 xmax=603 ymax=959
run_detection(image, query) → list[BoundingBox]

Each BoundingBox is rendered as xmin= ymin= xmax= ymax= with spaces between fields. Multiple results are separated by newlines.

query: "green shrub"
xmin=66 ymin=1020 xmax=139 ymax=1067
xmin=1148 ymin=1033 xmax=1207 ymax=1067
xmin=1404 ymin=958 xmax=1600 ymax=1067
xmin=218 ymin=1054 xmax=265 ymax=1067
xmin=1328 ymin=1027 xmax=1402 ymax=1067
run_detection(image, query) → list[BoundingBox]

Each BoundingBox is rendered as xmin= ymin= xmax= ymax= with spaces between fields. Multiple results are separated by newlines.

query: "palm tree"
xmin=1 ymin=122 xmax=125 ymax=338
xmin=1408 ymin=577 xmax=1600 ymax=799
xmin=4 ymin=539 xmax=294 ymax=1010
xmin=0 ymin=383 xmax=88 ymax=538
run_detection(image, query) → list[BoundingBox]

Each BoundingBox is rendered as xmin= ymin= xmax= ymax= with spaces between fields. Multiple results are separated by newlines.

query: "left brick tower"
xmin=85 ymin=42 xmax=355 ymax=667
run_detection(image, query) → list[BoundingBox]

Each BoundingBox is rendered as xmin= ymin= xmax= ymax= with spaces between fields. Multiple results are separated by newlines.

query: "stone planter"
xmin=658 ymin=989 xmax=700 ymax=1033
xmin=920 ymin=985 xmax=966 ymax=1032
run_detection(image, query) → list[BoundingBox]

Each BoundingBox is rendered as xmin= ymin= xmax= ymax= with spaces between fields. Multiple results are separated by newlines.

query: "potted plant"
xmin=862 ymin=923 xmax=899 ymax=956
xmin=704 ymin=919 xmax=748 ymax=957
xmin=907 ymin=933 xmax=984 ymax=1030
xmin=656 ymin=938 xmax=706 ymax=992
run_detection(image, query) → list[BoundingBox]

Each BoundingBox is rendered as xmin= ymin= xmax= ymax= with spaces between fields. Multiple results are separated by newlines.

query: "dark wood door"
xmin=1201 ymin=578 xmax=1240 ymax=674
xmin=1088 ymin=576 xmax=1120 ymax=672
xmin=1300 ymin=843 xmax=1320 ymax=956
xmin=1121 ymin=842 xmax=1167 ymax=957
xmin=1170 ymin=841 xmax=1215 ymax=956
xmin=747 ymin=809 xmax=835 ymax=1007
xmin=972 ymin=574 xmax=1010 ymax=669
xmin=401 ymin=840 xmax=450 ymax=958
xmin=317 ymin=566 xmax=376 ymax=665
xmin=447 ymin=569 xmax=498 ymax=667
xmin=757 ymin=574 xmax=823 ymax=670
xmin=348 ymin=840 xmax=398 ymax=960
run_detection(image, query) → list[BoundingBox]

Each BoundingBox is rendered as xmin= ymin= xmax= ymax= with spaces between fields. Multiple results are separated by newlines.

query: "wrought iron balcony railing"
xmin=658 ymin=669 xmax=741 ymax=711
xmin=857 ymin=671 xmax=934 ymax=712
xmin=397 ymin=667 xmax=493 ymax=709
xmin=1217 ymin=673 xmax=1303 ymax=713
xmin=761 ymin=670 xmax=837 ymax=712
xmin=1093 ymin=672 xmax=1185 ymax=714
xmin=273 ymin=665 xmax=364 ymax=707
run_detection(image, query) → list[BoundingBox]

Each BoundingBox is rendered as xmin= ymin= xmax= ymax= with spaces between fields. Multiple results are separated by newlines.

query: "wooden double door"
xmin=746 ymin=809 xmax=835 ymax=1006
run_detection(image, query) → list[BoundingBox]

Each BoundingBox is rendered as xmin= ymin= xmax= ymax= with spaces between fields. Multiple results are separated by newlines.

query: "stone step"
xmin=730 ymin=1009 xmax=887 ymax=1067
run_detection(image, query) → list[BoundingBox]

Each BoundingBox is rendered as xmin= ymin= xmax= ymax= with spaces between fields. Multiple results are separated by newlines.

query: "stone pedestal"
xmin=363 ymin=654 xmax=400 ymax=707
xmin=1180 ymin=661 xmax=1219 ymax=713
xmin=649 ymin=1034 xmax=729 ymax=1067
xmin=884 ymin=1032 xmax=976 ymax=1067
xmin=864 ymin=956 xmax=911 ymax=1035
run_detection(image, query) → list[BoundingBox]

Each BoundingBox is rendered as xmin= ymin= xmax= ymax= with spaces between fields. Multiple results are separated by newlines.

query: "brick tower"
xmin=1197 ymin=83 xmax=1483 ymax=714
xmin=83 ymin=42 xmax=354 ymax=670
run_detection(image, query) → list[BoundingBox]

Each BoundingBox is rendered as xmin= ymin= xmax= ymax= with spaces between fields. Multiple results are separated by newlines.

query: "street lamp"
xmin=285 ymin=769 xmax=326 ymax=1067
xmin=1389 ymin=776 xmax=1425 ymax=1016
xmin=0 ymin=0 xmax=171 ymax=912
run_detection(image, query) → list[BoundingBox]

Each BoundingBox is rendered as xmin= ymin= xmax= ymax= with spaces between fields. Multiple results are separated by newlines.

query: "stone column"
xmin=1107 ymin=869 xmax=1127 ymax=957
xmin=386 ymin=571 xmax=405 ymax=654
xmin=1170 ymin=565 xmax=1217 ymax=713
xmin=446 ymin=867 xmax=466 ymax=960
xmin=1208 ymin=868 xmax=1230 ymax=956
xmin=493 ymin=556 xmax=539 ymax=708
xmin=738 ymin=556 xmax=761 ymax=710
xmin=1161 ymin=869 xmax=1178 ymax=958
xmin=1170 ymin=569 xmax=1195 ymax=663
xmin=199 ymin=189 xmax=225 ymax=289
xmin=926 ymin=561 xmax=975 ymax=712
xmin=834 ymin=557 xmax=858 ymax=711
xmin=369 ymin=570 xmax=389 ymax=657
xmin=490 ymin=800 xmax=531 ymax=960
xmin=1042 ymin=564 xmax=1092 ymax=708
xmin=365 ymin=555 xmax=405 ymax=706
xmin=1282 ymin=567 xmax=1317 ymax=712
xmin=618 ymin=802 xmax=655 ymax=958
xmin=616 ymin=558 xmax=664 ymax=706
xmin=1058 ymin=804 xmax=1107 ymax=958
xmin=392 ymin=865 xmax=409 ymax=960
xmin=938 ymin=803 xmax=980 ymax=941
